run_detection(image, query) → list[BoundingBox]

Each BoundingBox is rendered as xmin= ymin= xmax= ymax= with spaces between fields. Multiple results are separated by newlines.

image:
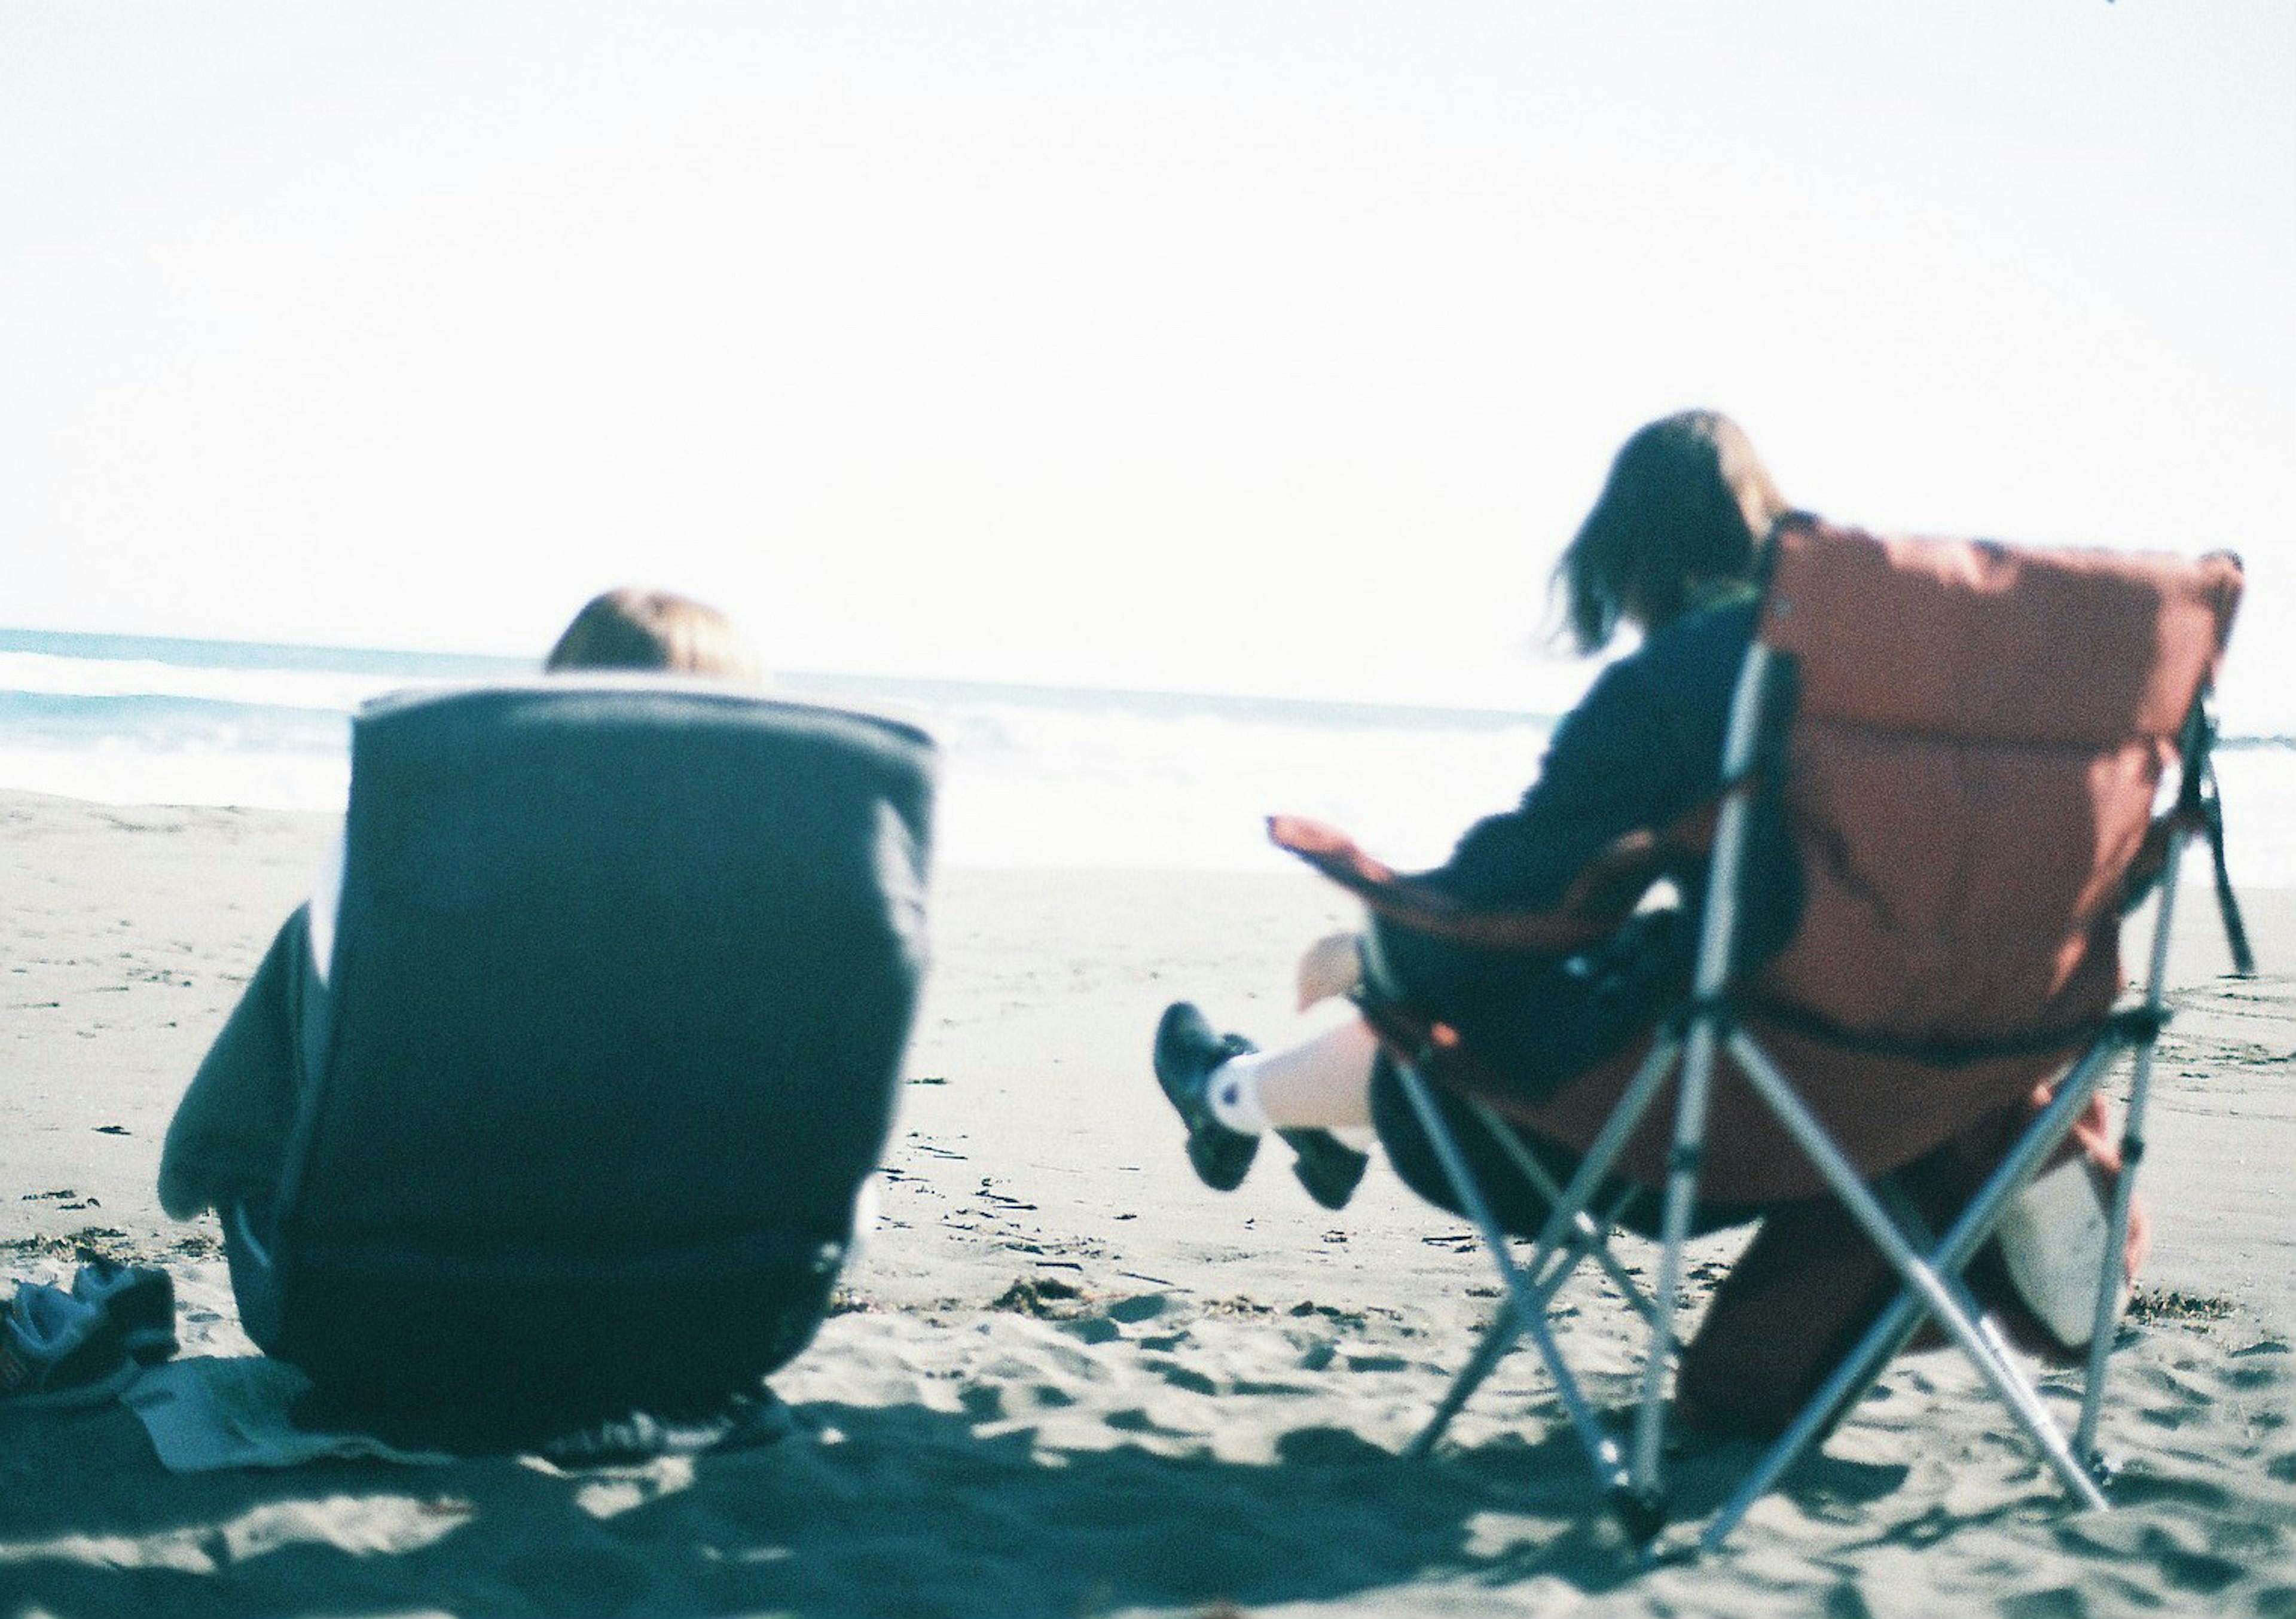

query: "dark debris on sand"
xmin=0 ymin=1224 xmax=219 ymax=1267
xmin=0 ymin=1224 xmax=131 ymax=1262
xmin=2130 ymin=1287 xmax=2240 ymax=1324
xmin=989 ymin=1275 xmax=1090 ymax=1319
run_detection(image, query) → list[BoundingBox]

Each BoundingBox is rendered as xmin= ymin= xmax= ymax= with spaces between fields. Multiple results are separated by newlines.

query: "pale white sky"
xmin=5 ymin=3 xmax=2292 ymax=723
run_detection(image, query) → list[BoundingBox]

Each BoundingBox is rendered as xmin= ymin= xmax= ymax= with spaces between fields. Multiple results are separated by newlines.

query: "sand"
xmin=2 ymin=786 xmax=2292 ymax=1617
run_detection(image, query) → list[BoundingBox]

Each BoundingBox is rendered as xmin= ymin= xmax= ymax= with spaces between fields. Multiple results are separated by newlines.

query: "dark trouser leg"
xmin=1672 ymin=1107 xmax=2065 ymax=1440
xmin=187 ymin=906 xmax=331 ymax=1353
xmin=1368 ymin=1052 xmax=1760 ymax=1241
xmin=160 ymin=906 xmax=331 ymax=1221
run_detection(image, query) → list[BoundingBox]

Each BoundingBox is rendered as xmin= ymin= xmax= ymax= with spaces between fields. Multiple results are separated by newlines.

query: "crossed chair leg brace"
xmin=1388 ymin=845 xmax=2187 ymax=1560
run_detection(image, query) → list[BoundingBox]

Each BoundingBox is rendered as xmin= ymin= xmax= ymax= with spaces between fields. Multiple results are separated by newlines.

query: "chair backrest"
xmin=1527 ymin=516 xmax=2242 ymax=1201
xmin=1753 ymin=515 xmax=2241 ymax=1043
xmin=254 ymin=679 xmax=936 ymax=1410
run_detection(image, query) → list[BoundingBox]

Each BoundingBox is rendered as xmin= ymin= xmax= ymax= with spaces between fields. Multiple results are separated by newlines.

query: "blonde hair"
xmin=1555 ymin=411 xmax=1788 ymax=654
xmin=544 ymin=588 xmax=763 ymax=685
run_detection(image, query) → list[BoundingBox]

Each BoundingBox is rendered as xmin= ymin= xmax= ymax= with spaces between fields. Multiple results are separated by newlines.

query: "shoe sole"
xmin=1185 ymin=1128 xmax=1258 ymax=1192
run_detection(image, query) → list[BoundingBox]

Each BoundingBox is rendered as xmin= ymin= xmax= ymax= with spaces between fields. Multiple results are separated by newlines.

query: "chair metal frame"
xmin=1379 ymin=610 xmax=2232 ymax=1556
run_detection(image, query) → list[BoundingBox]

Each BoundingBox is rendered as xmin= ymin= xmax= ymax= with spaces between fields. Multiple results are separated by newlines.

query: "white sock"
xmin=1205 ymin=1051 xmax=1271 ymax=1134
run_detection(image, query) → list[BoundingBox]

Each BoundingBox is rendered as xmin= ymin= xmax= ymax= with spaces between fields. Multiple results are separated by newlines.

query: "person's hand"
xmin=1296 ymin=930 xmax=1364 ymax=1010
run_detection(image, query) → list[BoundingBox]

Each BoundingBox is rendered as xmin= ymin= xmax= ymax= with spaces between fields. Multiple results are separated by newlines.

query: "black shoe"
xmin=1277 ymin=1129 xmax=1371 ymax=1211
xmin=1 ymin=1284 xmax=136 ymax=1408
xmin=72 ymin=1257 xmax=178 ymax=1367
xmin=1153 ymin=1003 xmax=1260 ymax=1192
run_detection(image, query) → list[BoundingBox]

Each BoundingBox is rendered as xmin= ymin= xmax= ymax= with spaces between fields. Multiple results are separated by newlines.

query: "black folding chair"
xmin=225 ymin=677 xmax=936 ymax=1426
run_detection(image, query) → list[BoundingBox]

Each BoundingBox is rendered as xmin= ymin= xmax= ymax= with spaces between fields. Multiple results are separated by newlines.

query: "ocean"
xmin=5 ymin=625 xmax=2292 ymax=887
xmin=0 ymin=627 xmax=1550 ymax=875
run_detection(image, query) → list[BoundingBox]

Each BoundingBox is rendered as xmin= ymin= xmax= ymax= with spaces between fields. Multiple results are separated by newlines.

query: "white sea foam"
xmin=0 ymin=650 xmax=425 ymax=714
xmin=0 ymin=744 xmax=352 ymax=815
xmin=0 ymin=665 xmax=1541 ymax=872
xmin=932 ymin=699 xmax=1541 ymax=871
xmin=7 ymin=635 xmax=2296 ymax=887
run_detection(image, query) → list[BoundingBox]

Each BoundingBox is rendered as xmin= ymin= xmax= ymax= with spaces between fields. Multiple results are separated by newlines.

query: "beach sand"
xmin=2 ymin=786 xmax=2291 ymax=1617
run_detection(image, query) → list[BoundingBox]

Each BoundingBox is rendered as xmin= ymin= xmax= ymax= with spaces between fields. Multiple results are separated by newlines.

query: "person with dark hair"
xmin=1555 ymin=409 xmax=1787 ymax=655
xmin=1151 ymin=410 xmax=1790 ymax=1221
xmin=158 ymin=589 xmax=763 ymax=1224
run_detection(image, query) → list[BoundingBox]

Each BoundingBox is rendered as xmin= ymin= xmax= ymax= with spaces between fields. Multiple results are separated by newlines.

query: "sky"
xmin=5 ymin=2 xmax=2292 ymax=725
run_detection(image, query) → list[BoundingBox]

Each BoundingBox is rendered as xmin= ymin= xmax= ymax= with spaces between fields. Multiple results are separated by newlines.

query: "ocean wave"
xmin=5 ymin=635 xmax=2293 ymax=879
xmin=0 ymin=650 xmax=426 ymax=714
xmin=0 ymin=745 xmax=351 ymax=815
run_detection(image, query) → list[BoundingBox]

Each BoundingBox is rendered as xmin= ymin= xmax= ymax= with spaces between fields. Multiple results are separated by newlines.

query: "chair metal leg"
xmin=1410 ymin=1178 xmax=1656 ymax=1461
xmin=1877 ymin=1182 xmax=2078 ymax=1455
xmin=2081 ymin=833 xmax=2185 ymax=1459
xmin=1394 ymin=1062 xmax=1633 ymax=1496
xmin=2077 ymin=1041 xmax=2150 ymax=1464
xmin=1471 ymin=1102 xmax=1666 ymax=1332
xmin=1631 ymin=1012 xmax=1720 ymax=1504
xmin=1697 ymin=1031 xmax=2123 ymax=1551
xmin=1401 ymin=1037 xmax=1690 ymax=1481
xmin=1624 ymin=643 xmax=1784 ymax=1518
xmin=1409 ymin=1105 xmax=1662 ymax=1459
xmin=1513 ymin=1033 xmax=1684 ymax=1281
xmin=1735 ymin=1030 xmax=2112 ymax=1506
xmin=1702 ymin=1038 xmax=2129 ymax=1548
xmin=1409 ymin=1299 xmax=1524 ymax=1458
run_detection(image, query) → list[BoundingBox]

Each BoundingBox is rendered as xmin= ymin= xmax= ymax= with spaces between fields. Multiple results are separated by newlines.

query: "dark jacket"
xmin=1368 ymin=598 xmax=1788 ymax=1096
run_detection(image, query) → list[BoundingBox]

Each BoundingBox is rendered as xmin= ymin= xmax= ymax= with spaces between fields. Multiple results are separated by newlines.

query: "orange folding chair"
xmin=1277 ymin=516 xmax=2246 ymax=1553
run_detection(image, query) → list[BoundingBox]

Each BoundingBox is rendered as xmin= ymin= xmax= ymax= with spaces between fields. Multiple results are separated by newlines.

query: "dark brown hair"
xmin=1555 ymin=410 xmax=1788 ymax=654
xmin=544 ymin=588 xmax=762 ymax=685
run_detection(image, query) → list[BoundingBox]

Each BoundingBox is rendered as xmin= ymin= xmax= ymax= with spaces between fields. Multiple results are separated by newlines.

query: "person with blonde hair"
xmin=545 ymin=586 xmax=764 ymax=684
